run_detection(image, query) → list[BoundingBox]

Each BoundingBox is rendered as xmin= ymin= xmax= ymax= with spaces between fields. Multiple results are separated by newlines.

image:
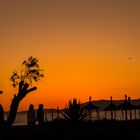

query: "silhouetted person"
xmin=0 ymin=104 xmax=4 ymax=126
xmin=37 ymin=104 xmax=44 ymax=125
xmin=27 ymin=104 xmax=36 ymax=126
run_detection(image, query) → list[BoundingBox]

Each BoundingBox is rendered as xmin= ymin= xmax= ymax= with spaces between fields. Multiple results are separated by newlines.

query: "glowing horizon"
xmin=0 ymin=0 xmax=140 ymax=111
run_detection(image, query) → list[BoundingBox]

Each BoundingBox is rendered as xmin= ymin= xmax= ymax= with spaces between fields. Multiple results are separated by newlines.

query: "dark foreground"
xmin=1 ymin=120 xmax=140 ymax=140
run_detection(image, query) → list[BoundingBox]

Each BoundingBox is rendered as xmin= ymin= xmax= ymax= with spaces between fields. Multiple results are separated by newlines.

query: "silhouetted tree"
xmin=6 ymin=56 xmax=44 ymax=126
xmin=63 ymin=98 xmax=88 ymax=122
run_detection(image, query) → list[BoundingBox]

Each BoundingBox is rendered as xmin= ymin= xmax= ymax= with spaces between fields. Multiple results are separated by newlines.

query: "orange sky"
xmin=0 ymin=0 xmax=140 ymax=111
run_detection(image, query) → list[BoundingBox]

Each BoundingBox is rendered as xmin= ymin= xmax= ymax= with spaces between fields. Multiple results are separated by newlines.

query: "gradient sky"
xmin=0 ymin=0 xmax=140 ymax=111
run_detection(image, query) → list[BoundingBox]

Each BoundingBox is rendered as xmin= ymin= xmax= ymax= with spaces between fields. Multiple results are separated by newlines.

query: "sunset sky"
xmin=0 ymin=0 xmax=140 ymax=111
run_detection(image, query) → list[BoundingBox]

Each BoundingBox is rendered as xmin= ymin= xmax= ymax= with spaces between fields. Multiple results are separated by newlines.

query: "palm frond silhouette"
xmin=63 ymin=98 xmax=88 ymax=121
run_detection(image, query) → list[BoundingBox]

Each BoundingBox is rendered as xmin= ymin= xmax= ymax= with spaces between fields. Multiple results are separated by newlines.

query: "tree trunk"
xmin=5 ymin=81 xmax=37 ymax=127
xmin=6 ymin=95 xmax=20 ymax=126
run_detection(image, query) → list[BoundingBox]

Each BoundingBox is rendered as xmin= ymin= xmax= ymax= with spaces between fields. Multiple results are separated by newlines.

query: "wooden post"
xmin=111 ymin=110 xmax=113 ymax=120
xmin=96 ymin=110 xmax=99 ymax=120
xmin=122 ymin=110 xmax=124 ymax=120
xmin=125 ymin=109 xmax=128 ymax=121
xmin=114 ymin=110 xmax=116 ymax=120
xmin=134 ymin=109 xmax=137 ymax=119
xmin=130 ymin=109 xmax=132 ymax=120
xmin=105 ymin=110 xmax=107 ymax=119
xmin=89 ymin=109 xmax=92 ymax=120
xmin=51 ymin=110 xmax=54 ymax=121
xmin=57 ymin=106 xmax=59 ymax=119
xmin=125 ymin=95 xmax=128 ymax=121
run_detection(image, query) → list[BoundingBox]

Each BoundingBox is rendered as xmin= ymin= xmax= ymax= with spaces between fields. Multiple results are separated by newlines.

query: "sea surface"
xmin=4 ymin=109 xmax=140 ymax=125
